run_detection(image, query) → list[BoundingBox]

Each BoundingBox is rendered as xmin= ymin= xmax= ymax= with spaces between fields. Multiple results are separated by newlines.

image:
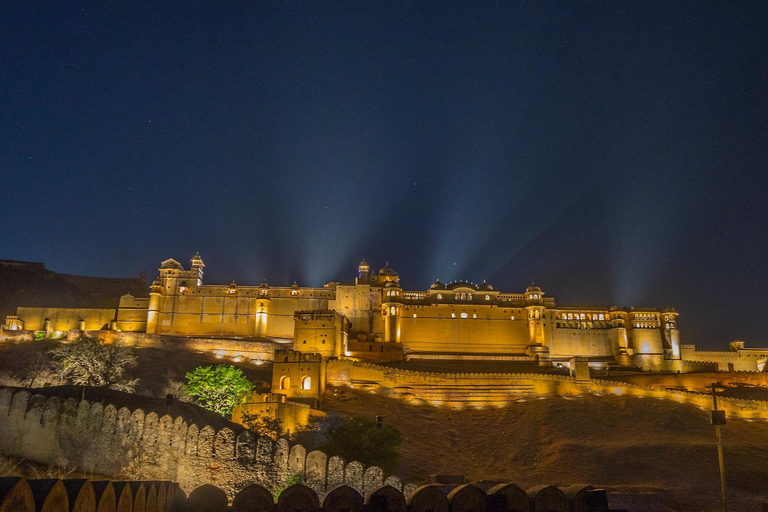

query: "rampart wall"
xmin=0 ymin=477 xmax=631 ymax=512
xmin=327 ymin=361 xmax=768 ymax=418
xmin=0 ymin=387 xmax=401 ymax=499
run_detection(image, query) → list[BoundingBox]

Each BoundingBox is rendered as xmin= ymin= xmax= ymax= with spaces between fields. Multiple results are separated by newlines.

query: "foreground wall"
xmin=0 ymin=387 xmax=400 ymax=499
xmin=0 ymin=478 xmax=631 ymax=512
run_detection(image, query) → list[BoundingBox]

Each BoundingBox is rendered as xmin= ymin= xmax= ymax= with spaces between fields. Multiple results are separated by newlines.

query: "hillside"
xmin=0 ymin=260 xmax=147 ymax=322
xmin=2 ymin=339 xmax=767 ymax=511
xmin=321 ymin=385 xmax=768 ymax=512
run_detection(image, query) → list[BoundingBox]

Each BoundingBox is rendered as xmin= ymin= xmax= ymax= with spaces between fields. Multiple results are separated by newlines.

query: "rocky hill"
xmin=321 ymin=385 xmax=768 ymax=512
xmin=0 ymin=260 xmax=148 ymax=323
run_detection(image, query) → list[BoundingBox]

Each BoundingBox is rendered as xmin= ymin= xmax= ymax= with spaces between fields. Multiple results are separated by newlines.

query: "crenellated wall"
xmin=0 ymin=478 xmax=625 ymax=512
xmin=0 ymin=387 xmax=402 ymax=499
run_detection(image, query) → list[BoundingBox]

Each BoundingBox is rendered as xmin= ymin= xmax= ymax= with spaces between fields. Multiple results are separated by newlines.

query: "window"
xmin=460 ymin=313 xmax=468 ymax=318
xmin=301 ymin=376 xmax=311 ymax=390
xmin=413 ymin=314 xmax=417 ymax=318
xmin=291 ymin=289 xmax=298 ymax=296
xmin=451 ymin=313 xmax=456 ymax=318
xmin=279 ymin=375 xmax=290 ymax=390
xmin=510 ymin=315 xmax=515 ymax=320
xmin=472 ymin=313 xmax=477 ymax=319
xmin=437 ymin=294 xmax=442 ymax=299
xmin=390 ymin=306 xmax=396 ymax=315
xmin=302 ymin=339 xmax=306 ymax=344
xmin=485 ymin=295 xmax=490 ymax=300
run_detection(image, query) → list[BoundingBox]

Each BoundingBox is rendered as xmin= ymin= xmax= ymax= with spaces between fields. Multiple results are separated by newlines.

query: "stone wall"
xmin=327 ymin=360 xmax=768 ymax=419
xmin=0 ymin=387 xmax=400 ymax=499
xmin=0 ymin=478 xmax=623 ymax=512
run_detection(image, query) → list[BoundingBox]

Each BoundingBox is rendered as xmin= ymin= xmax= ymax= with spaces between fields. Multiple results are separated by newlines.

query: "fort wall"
xmin=0 ymin=387 xmax=401 ymax=499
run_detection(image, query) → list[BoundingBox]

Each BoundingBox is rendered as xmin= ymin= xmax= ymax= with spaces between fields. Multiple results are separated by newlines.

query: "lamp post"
xmin=710 ymin=383 xmax=727 ymax=512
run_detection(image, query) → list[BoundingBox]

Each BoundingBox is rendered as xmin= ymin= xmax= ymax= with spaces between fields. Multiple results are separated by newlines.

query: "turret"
xmin=357 ymin=259 xmax=370 ymax=284
xmin=190 ymin=253 xmax=205 ymax=285
xmin=524 ymin=284 xmax=546 ymax=347
xmin=381 ymin=281 xmax=402 ymax=343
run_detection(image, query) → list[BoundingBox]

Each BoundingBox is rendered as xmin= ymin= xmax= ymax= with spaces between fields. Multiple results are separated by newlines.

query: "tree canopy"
xmin=319 ymin=415 xmax=402 ymax=474
xmin=49 ymin=336 xmax=138 ymax=391
xmin=185 ymin=365 xmax=254 ymax=415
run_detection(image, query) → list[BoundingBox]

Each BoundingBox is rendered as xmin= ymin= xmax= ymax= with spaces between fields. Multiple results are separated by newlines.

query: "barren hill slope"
xmin=322 ymin=385 xmax=768 ymax=512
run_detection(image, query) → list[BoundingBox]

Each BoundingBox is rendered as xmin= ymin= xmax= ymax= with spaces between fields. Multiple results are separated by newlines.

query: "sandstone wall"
xmin=0 ymin=387 xmax=400 ymax=499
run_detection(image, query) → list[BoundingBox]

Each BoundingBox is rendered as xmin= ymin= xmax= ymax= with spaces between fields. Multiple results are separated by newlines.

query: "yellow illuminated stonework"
xmin=4 ymin=254 xmax=767 ymax=375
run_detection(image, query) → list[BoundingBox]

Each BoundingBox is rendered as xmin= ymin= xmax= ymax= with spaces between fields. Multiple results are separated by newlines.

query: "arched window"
xmin=279 ymin=375 xmax=290 ymax=390
xmin=437 ymin=294 xmax=442 ymax=299
xmin=485 ymin=295 xmax=490 ymax=300
xmin=460 ymin=312 xmax=468 ymax=318
xmin=301 ymin=376 xmax=311 ymax=390
xmin=390 ymin=306 xmax=396 ymax=315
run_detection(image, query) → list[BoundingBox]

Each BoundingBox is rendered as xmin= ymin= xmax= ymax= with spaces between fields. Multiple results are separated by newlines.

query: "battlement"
xmin=0 ymin=386 xmax=402 ymax=499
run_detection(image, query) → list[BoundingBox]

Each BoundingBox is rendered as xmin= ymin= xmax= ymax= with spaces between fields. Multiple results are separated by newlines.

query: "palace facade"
xmin=5 ymin=254 xmax=768 ymax=374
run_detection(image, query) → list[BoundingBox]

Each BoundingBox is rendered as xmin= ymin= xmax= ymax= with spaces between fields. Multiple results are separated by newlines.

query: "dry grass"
xmin=322 ymin=386 xmax=768 ymax=512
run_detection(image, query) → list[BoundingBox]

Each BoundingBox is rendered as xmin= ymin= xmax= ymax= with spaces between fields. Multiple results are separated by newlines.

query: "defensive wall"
xmin=0 ymin=477 xmax=645 ymax=512
xmin=326 ymin=360 xmax=768 ymax=418
xmin=0 ymin=387 xmax=401 ymax=499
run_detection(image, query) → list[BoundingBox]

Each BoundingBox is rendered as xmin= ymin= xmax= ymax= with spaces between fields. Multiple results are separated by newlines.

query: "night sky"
xmin=2 ymin=2 xmax=767 ymax=349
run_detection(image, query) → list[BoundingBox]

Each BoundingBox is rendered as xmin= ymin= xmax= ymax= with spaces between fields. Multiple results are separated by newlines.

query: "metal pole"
xmin=712 ymin=384 xmax=728 ymax=512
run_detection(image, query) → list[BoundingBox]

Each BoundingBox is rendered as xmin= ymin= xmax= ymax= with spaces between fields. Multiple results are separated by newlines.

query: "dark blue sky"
xmin=2 ymin=2 xmax=767 ymax=349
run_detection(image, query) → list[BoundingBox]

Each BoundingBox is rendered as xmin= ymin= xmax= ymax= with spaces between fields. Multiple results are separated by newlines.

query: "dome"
xmin=385 ymin=280 xmax=400 ymax=288
xmin=259 ymin=279 xmax=269 ymax=288
xmin=430 ymin=280 xmax=446 ymax=290
xmin=478 ymin=280 xmax=493 ymax=291
xmin=379 ymin=263 xmax=398 ymax=276
xmin=526 ymin=283 xmax=542 ymax=293
xmin=358 ymin=259 xmax=370 ymax=271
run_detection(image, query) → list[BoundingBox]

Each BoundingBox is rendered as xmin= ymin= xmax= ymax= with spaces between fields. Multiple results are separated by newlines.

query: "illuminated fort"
xmin=5 ymin=254 xmax=767 ymax=376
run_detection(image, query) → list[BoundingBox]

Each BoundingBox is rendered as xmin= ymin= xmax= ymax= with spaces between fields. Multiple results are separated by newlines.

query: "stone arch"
xmin=344 ymin=461 xmax=364 ymax=495
xmin=305 ymin=450 xmax=327 ymax=494
xmin=187 ymin=484 xmax=227 ymax=512
xmin=88 ymin=402 xmax=104 ymax=429
xmin=102 ymin=405 xmax=118 ymax=433
xmin=257 ymin=437 xmax=274 ymax=466
xmin=62 ymin=480 xmax=96 ymax=512
xmin=406 ymin=485 xmax=448 ymax=512
xmin=366 ymin=485 xmax=406 ymax=512
xmin=214 ymin=428 xmax=235 ymax=459
xmin=383 ymin=477 xmax=402 ymax=493
xmin=156 ymin=482 xmax=167 ymax=512
xmin=279 ymin=375 xmax=291 ymax=390
xmin=128 ymin=482 xmax=145 ymax=512
xmin=363 ymin=466 xmax=384 ymax=495
xmin=198 ymin=425 xmax=216 ymax=457
xmin=110 ymin=482 xmax=133 ymax=512
xmin=144 ymin=412 xmax=159 ymax=444
xmin=27 ymin=479 xmax=68 ymax=512
xmin=289 ymin=444 xmax=307 ymax=477
xmin=233 ymin=483 xmax=274 ymax=512
xmin=274 ymin=438 xmax=290 ymax=487
xmin=0 ymin=477 xmax=35 ymax=512
xmin=42 ymin=397 xmax=61 ymax=427
xmin=487 ymin=483 xmax=531 ymax=512
xmin=323 ymin=485 xmax=364 ymax=512
xmin=185 ymin=424 xmax=199 ymax=455
xmin=528 ymin=485 xmax=569 ymax=512
xmin=144 ymin=483 xmax=158 ymax=512
xmin=26 ymin=394 xmax=46 ymax=421
xmin=277 ymin=484 xmax=319 ymax=512
xmin=157 ymin=415 xmax=174 ymax=449
xmin=447 ymin=484 xmax=486 ymax=512
xmin=237 ymin=431 xmax=256 ymax=462
xmin=129 ymin=409 xmax=145 ymax=439
xmin=9 ymin=390 xmax=31 ymax=417
xmin=89 ymin=481 xmax=116 ymax=512
xmin=0 ymin=388 xmax=13 ymax=410
xmin=327 ymin=456 xmax=345 ymax=489
xmin=116 ymin=407 xmax=132 ymax=435
xmin=562 ymin=484 xmax=602 ymax=512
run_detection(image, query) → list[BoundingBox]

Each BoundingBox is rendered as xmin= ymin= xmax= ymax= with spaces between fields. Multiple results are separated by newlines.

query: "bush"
xmin=185 ymin=365 xmax=254 ymax=416
xmin=319 ymin=415 xmax=402 ymax=474
xmin=49 ymin=336 xmax=138 ymax=391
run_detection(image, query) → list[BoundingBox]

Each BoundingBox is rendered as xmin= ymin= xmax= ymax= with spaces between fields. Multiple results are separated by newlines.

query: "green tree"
xmin=185 ymin=365 xmax=254 ymax=415
xmin=49 ymin=337 xmax=138 ymax=391
xmin=319 ymin=415 xmax=402 ymax=474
